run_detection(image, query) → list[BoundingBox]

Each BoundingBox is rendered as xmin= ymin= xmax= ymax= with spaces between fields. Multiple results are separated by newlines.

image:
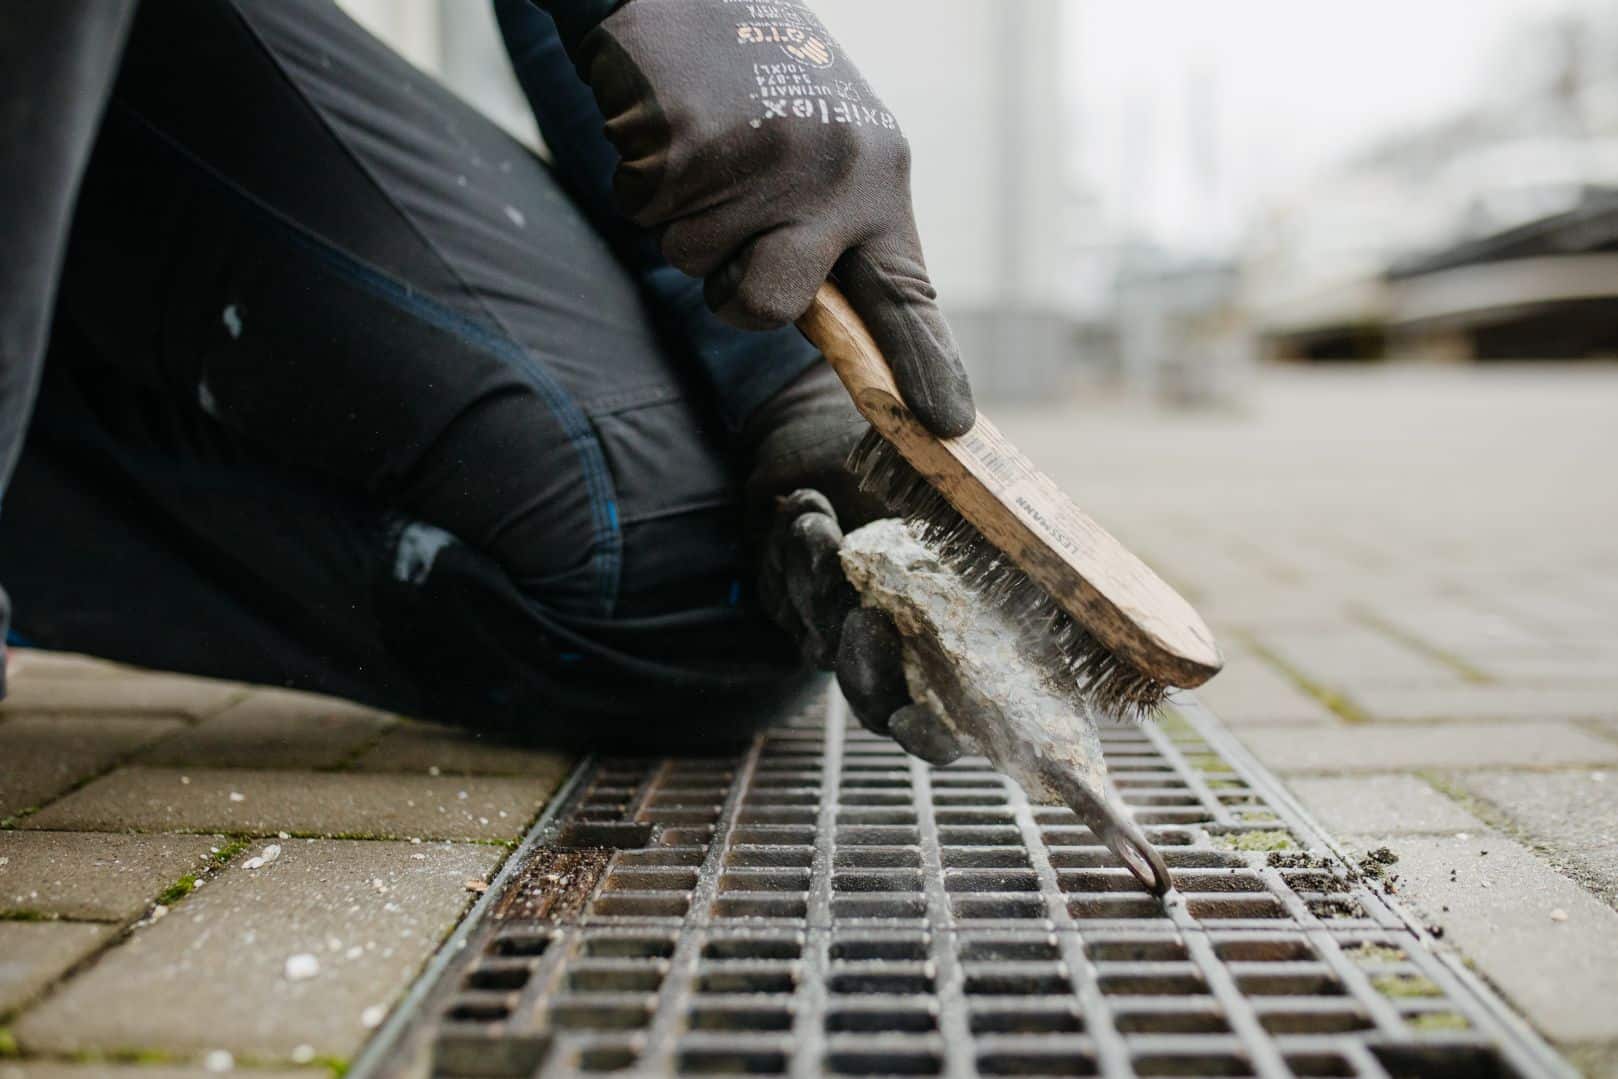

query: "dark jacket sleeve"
xmin=529 ymin=0 xmax=624 ymax=56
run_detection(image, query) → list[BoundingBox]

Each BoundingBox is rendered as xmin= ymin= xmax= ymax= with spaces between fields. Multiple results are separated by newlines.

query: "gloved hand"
xmin=575 ymin=0 xmax=975 ymax=438
xmin=745 ymin=364 xmax=963 ymax=764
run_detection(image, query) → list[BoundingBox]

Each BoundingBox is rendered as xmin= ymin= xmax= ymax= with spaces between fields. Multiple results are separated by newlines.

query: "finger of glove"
xmin=835 ymin=607 xmax=912 ymax=736
xmin=836 ymin=236 xmax=976 ymax=438
xmin=580 ymin=32 xmax=666 ymax=222
xmin=890 ymin=703 xmax=964 ymax=766
xmin=761 ymin=489 xmax=839 ymax=639
xmin=783 ymin=511 xmax=856 ymax=668
xmin=658 ymin=197 xmax=767 ymax=280
xmin=706 ymin=225 xmax=844 ymax=332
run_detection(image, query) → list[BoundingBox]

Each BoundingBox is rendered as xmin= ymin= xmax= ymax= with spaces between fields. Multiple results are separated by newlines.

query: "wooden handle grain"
xmin=797 ymin=282 xmax=1223 ymax=689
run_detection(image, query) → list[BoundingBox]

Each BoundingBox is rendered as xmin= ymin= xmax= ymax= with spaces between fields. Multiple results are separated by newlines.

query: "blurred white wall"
xmin=814 ymin=0 xmax=1079 ymax=394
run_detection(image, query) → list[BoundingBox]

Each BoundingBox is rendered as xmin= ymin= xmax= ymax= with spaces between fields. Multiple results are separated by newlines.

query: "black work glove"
xmin=576 ymin=0 xmax=975 ymax=437
xmin=745 ymin=365 xmax=964 ymax=765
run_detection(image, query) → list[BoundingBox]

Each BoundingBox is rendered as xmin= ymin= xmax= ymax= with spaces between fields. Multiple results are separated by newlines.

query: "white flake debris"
xmin=428 ymin=766 xmax=441 ymax=777
xmin=456 ymin=790 xmax=468 ymax=800
xmin=291 ymin=1045 xmax=316 ymax=1064
xmin=361 ymin=1003 xmax=387 ymax=1029
xmin=1551 ymin=908 xmax=1569 ymax=922
xmin=346 ymin=945 xmax=364 ymax=959
xmin=221 ymin=304 xmax=243 ymax=339
xmin=228 ymin=791 xmax=245 ymax=803
xmin=284 ymin=953 xmax=320 ymax=981
xmin=503 ymin=205 xmax=526 ymax=228
xmin=241 ymin=843 xmax=281 ymax=871
xmin=204 ymin=1049 xmax=235 ymax=1072
xmin=181 ymin=776 xmax=192 ymax=785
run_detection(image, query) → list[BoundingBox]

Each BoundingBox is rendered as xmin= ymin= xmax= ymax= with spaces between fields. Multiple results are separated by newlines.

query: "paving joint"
xmin=1346 ymin=607 xmax=1493 ymax=685
xmin=1229 ymin=631 xmax=1372 ymax=725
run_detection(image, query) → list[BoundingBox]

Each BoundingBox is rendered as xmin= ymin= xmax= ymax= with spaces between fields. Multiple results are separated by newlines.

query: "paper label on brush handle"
xmin=953 ymin=422 xmax=1101 ymax=566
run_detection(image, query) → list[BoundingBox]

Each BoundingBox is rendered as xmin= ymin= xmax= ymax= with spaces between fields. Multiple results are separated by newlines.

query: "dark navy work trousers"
xmin=0 ymin=0 xmax=824 ymax=745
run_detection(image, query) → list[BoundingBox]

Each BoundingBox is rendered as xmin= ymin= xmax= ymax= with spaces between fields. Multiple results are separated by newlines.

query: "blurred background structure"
xmin=341 ymin=0 xmax=1618 ymax=401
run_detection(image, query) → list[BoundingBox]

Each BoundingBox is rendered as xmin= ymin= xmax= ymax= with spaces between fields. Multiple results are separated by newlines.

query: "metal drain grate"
xmin=358 ymin=694 xmax=1572 ymax=1078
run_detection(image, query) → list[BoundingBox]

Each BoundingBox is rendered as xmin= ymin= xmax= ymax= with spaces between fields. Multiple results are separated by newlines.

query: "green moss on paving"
xmin=1206 ymin=778 xmax=1245 ymax=790
xmin=0 ymin=909 xmax=57 ymax=922
xmin=1182 ymin=753 xmax=1225 ymax=773
xmin=67 ymin=1047 xmax=180 ymax=1066
xmin=155 ymin=874 xmax=198 ymax=906
xmin=211 ymin=836 xmax=252 ymax=865
xmin=1351 ymin=608 xmax=1491 ymax=685
xmin=1407 ymin=1011 xmax=1470 ymax=1032
xmin=1214 ymin=829 xmax=1297 ymax=852
xmin=0 ymin=1028 xmax=18 ymax=1057
xmin=1237 ymin=634 xmax=1373 ymax=723
xmin=317 ymin=1055 xmax=351 ymax=1076
xmin=1372 ymin=973 xmax=1443 ymax=998
xmin=1342 ymin=941 xmax=1406 ymax=963
xmin=1154 ymin=710 xmax=1196 ymax=736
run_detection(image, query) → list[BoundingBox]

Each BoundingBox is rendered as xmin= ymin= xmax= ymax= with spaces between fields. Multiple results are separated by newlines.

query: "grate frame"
xmin=354 ymin=692 xmax=1576 ymax=1079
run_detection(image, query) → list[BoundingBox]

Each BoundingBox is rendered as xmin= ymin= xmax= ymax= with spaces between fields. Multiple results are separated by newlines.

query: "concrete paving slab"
xmin=13 ymin=839 xmax=502 ymax=1059
xmin=1457 ymin=769 xmax=1618 ymax=907
xmin=2 ymin=650 xmax=126 ymax=680
xmin=1353 ymin=601 xmax=1547 ymax=655
xmin=1185 ymin=647 xmax=1341 ymax=725
xmin=140 ymin=691 xmax=393 ymax=769
xmin=0 ymin=832 xmax=222 ymax=921
xmin=21 ymin=767 xmax=556 ymax=841
xmin=0 ymin=922 xmax=112 ymax=1015
xmin=1247 ymin=624 xmax=1463 ymax=689
xmin=0 ymin=673 xmax=244 ymax=719
xmin=0 ymin=718 xmax=186 ymax=820
xmin=1285 ymin=773 xmax=1483 ymax=835
xmin=1344 ymin=831 xmax=1618 ymax=1045
xmin=352 ymin=720 xmax=574 ymax=778
xmin=1239 ymin=720 xmax=1618 ymax=774
xmin=1351 ymin=685 xmax=1618 ymax=723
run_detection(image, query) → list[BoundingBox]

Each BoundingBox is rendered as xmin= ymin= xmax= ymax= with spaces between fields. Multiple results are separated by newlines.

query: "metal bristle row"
xmin=848 ymin=429 xmax=1171 ymax=721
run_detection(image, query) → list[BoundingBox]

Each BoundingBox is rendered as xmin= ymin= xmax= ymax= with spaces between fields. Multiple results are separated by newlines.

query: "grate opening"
xmin=387 ymin=694 xmax=1565 ymax=1078
xmin=688 ymin=1005 xmax=795 ymax=1032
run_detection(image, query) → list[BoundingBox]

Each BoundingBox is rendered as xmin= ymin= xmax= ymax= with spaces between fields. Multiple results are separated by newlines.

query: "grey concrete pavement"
xmin=1006 ymin=363 xmax=1618 ymax=1071
xmin=0 ymin=660 xmax=570 ymax=1074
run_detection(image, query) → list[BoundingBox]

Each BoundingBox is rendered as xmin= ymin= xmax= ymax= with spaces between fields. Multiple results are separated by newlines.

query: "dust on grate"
xmin=397 ymin=695 xmax=1565 ymax=1078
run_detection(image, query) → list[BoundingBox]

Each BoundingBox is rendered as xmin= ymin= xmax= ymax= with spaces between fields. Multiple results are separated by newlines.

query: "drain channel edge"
xmin=355 ymin=692 xmax=1576 ymax=1079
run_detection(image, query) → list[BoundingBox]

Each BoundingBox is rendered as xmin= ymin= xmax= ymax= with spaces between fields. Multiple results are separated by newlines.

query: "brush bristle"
xmin=849 ymin=429 xmax=1171 ymax=721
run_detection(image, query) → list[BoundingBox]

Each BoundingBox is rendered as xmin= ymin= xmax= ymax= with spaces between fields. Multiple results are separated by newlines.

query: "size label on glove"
xmin=726 ymin=0 xmax=898 ymax=129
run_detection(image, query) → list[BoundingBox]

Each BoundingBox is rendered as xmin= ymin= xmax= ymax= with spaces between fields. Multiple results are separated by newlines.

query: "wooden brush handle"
xmin=797 ymin=282 xmax=1223 ymax=690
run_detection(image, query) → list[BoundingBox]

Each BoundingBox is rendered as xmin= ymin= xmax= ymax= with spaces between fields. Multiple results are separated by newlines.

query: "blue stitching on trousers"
xmin=288 ymin=236 xmax=624 ymax=611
